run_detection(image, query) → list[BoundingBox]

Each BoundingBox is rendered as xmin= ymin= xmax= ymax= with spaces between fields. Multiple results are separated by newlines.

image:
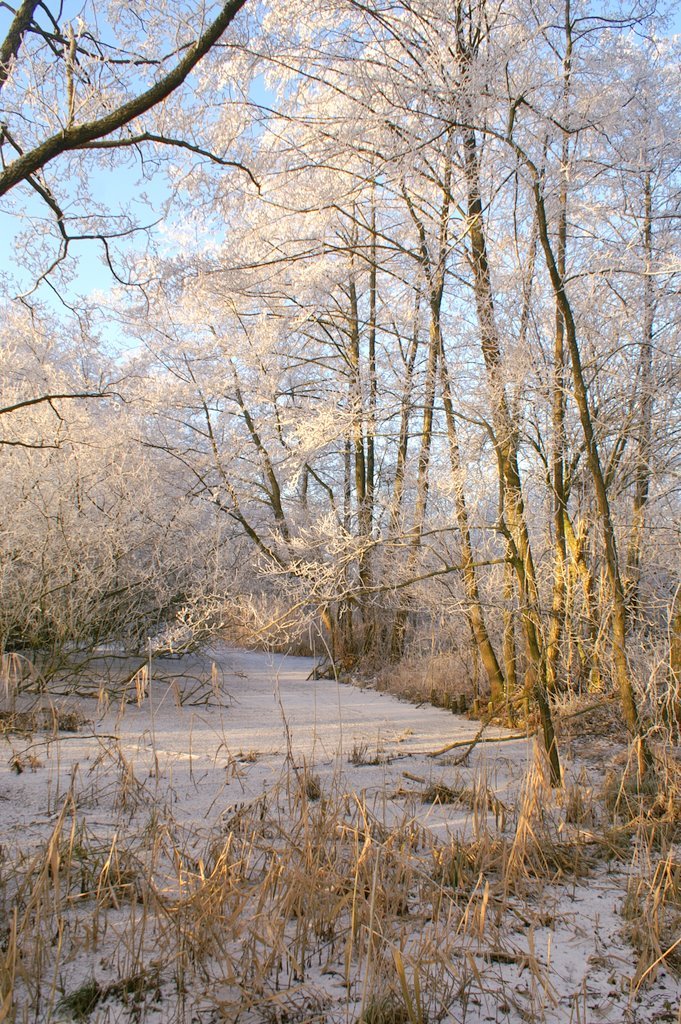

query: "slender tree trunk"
xmin=625 ymin=170 xmax=655 ymax=618
xmin=387 ymin=305 xmax=420 ymax=661
xmin=462 ymin=127 xmax=561 ymax=783
xmin=439 ymin=340 xmax=505 ymax=702
xmin=413 ymin=305 xmax=440 ymax=531
xmin=345 ymin=267 xmax=377 ymax=658
xmin=358 ymin=204 xmax=379 ymax=656
xmin=343 ymin=437 xmax=352 ymax=532
xmin=230 ymin=364 xmax=290 ymax=540
xmin=547 ymin=2 xmax=571 ymax=692
xmin=503 ymin=555 xmax=519 ymax=719
xmin=564 ymin=513 xmax=602 ymax=690
xmin=348 ymin=278 xmax=368 ymax=536
xmin=390 ymin=161 xmax=452 ymax=661
xmin=390 ymin=296 xmax=421 ymax=533
xmin=367 ymin=202 xmax=378 ymax=530
xmin=332 ymin=430 xmax=353 ymax=667
xmin=389 ymin=308 xmax=439 ymax=660
xmin=531 ymin=171 xmax=648 ymax=762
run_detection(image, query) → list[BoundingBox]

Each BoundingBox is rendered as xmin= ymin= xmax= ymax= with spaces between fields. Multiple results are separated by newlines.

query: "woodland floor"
xmin=0 ymin=647 xmax=679 ymax=1024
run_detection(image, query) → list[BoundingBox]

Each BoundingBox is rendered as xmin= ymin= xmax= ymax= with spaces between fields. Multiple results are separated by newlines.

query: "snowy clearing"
xmin=1 ymin=648 xmax=678 ymax=1024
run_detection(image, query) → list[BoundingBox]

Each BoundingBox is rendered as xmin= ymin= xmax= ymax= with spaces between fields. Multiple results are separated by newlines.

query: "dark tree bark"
xmin=0 ymin=0 xmax=248 ymax=197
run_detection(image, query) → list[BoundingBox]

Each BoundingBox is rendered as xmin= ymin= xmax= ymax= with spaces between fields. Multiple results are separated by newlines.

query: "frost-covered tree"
xmin=0 ymin=0 xmax=255 ymax=293
xmin=1 ymin=0 xmax=678 ymax=754
xmin=117 ymin=0 xmax=680 ymax=762
xmin=0 ymin=305 xmax=243 ymax=674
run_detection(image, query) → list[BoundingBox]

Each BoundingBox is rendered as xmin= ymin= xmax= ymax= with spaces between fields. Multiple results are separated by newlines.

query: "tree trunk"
xmin=389 ymin=307 xmax=439 ymax=660
xmin=547 ymin=3 xmax=571 ymax=692
xmin=531 ymin=170 xmax=648 ymax=763
xmin=439 ymin=340 xmax=505 ymax=703
xmin=389 ymin=161 xmax=452 ymax=661
xmin=625 ymin=170 xmax=655 ymax=619
xmin=503 ymin=556 xmax=519 ymax=720
xmin=462 ymin=127 xmax=561 ymax=784
xmin=564 ymin=513 xmax=602 ymax=691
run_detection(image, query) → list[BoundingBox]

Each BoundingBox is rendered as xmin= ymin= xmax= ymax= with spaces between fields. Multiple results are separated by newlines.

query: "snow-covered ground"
xmin=1 ymin=647 xmax=678 ymax=1024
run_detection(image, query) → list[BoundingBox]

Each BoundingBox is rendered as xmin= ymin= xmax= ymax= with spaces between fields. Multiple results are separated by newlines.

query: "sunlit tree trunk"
xmin=503 ymin=557 xmax=519 ymax=717
xmin=360 ymin=203 xmax=379 ymax=655
xmin=390 ymin=156 xmax=454 ymax=661
xmin=439 ymin=341 xmax=505 ymax=703
xmin=547 ymin=0 xmax=571 ymax=693
xmin=344 ymin=261 xmax=373 ymax=660
xmin=625 ymin=169 xmax=655 ymax=618
xmin=230 ymin=363 xmax=290 ymax=541
xmin=531 ymin=169 xmax=649 ymax=764
xmin=461 ymin=125 xmax=561 ymax=784
xmin=564 ymin=513 xmax=602 ymax=690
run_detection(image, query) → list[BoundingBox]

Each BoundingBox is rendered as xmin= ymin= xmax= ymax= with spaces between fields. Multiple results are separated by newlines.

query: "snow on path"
xmin=106 ymin=646 xmax=533 ymax=826
xmin=1 ymin=647 xmax=679 ymax=1024
xmin=2 ymin=645 xmax=531 ymax=846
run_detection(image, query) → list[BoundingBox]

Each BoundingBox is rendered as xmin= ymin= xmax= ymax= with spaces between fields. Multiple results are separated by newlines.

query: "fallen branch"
xmin=427 ymin=728 xmax=532 ymax=759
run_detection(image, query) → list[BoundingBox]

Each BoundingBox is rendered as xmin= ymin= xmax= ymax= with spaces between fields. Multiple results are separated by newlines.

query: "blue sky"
xmin=1 ymin=4 xmax=679 ymax=326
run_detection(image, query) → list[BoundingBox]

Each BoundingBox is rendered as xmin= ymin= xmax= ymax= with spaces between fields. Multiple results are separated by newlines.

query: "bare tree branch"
xmin=0 ymin=391 xmax=116 ymax=416
xmin=0 ymin=0 xmax=248 ymax=197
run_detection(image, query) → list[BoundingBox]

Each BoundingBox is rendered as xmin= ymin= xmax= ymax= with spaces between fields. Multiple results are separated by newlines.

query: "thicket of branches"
xmin=1 ymin=0 xmax=679 ymax=775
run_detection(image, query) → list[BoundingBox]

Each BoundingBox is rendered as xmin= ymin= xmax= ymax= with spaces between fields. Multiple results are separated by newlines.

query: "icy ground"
xmin=1 ymin=647 xmax=679 ymax=1024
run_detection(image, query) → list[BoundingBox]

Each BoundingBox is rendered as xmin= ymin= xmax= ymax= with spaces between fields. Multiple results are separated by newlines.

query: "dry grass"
xmin=1 ymin=745 xmax=675 ymax=1024
xmin=57 ymin=971 xmax=161 ymax=1022
xmin=0 ymin=746 xmax=522 ymax=1021
xmin=624 ymin=852 xmax=681 ymax=988
xmin=0 ymin=718 xmax=679 ymax=1023
xmin=374 ymin=653 xmax=474 ymax=712
xmin=0 ymin=651 xmax=92 ymax=739
xmin=0 ymin=706 xmax=88 ymax=737
xmin=349 ymin=741 xmax=384 ymax=767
